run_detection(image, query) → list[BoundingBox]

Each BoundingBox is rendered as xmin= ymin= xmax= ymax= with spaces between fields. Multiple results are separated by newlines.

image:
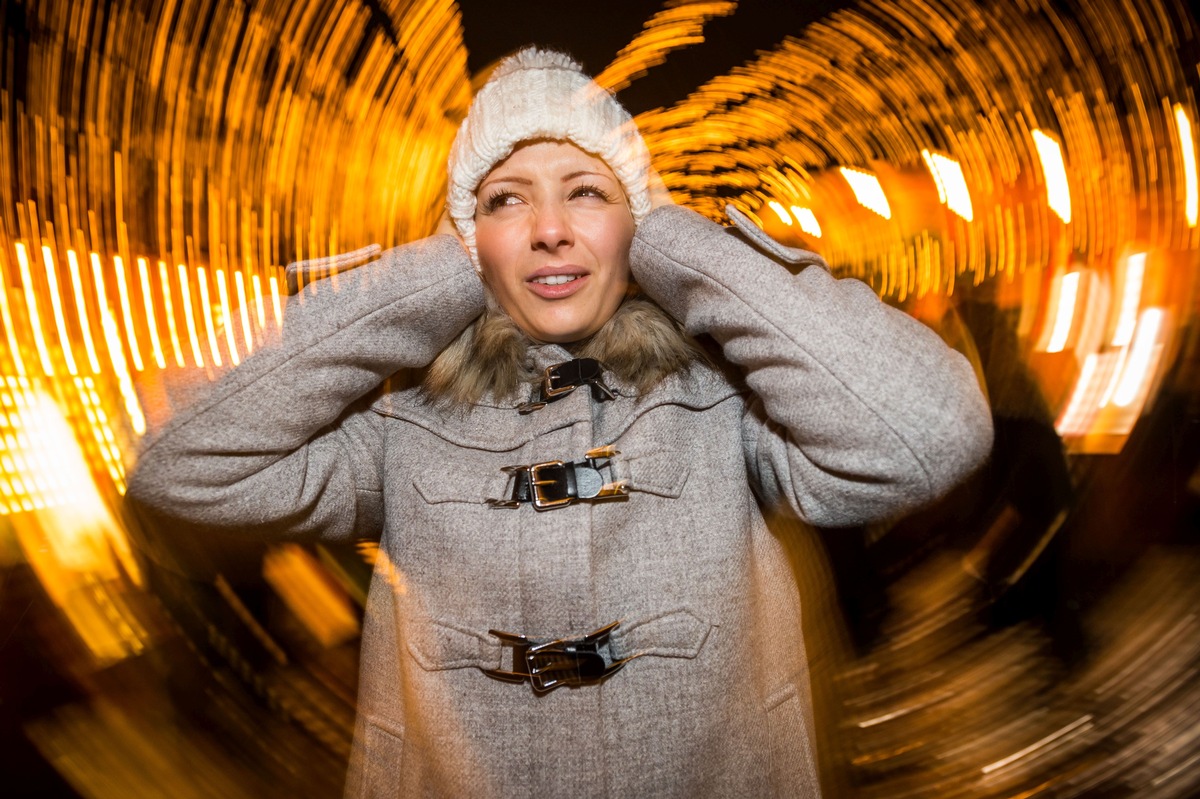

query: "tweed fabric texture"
xmin=127 ymin=207 xmax=993 ymax=797
xmin=447 ymin=47 xmax=653 ymax=270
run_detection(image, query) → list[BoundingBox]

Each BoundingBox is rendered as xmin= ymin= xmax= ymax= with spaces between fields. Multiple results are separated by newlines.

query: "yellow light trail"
xmin=158 ymin=261 xmax=185 ymax=367
xmin=1174 ymin=103 xmax=1198 ymax=228
xmin=40 ymin=246 xmax=77 ymax=376
xmin=196 ymin=266 xmax=223 ymax=367
xmin=0 ymin=252 xmax=26 ymax=376
xmin=269 ymin=275 xmax=283 ymax=329
xmin=234 ymin=271 xmax=254 ymax=354
xmin=1113 ymin=308 xmax=1163 ymax=408
xmin=215 ymin=269 xmax=240 ymax=367
xmin=137 ymin=258 xmax=166 ymax=369
xmin=67 ymin=250 xmax=102 ymax=373
xmin=1112 ymin=253 xmax=1145 ymax=347
xmin=252 ymin=274 xmax=266 ymax=330
xmin=15 ymin=243 xmax=55 ymax=376
xmin=767 ymin=200 xmax=792 ymax=225
xmin=1032 ymin=129 xmax=1072 ymax=224
xmin=91 ymin=252 xmax=132 ymax=376
xmin=790 ymin=206 xmax=822 ymax=238
xmin=113 ymin=255 xmax=144 ymax=371
xmin=1047 ymin=271 xmax=1080 ymax=353
xmin=99 ymin=309 xmax=146 ymax=436
xmin=922 ymin=150 xmax=975 ymax=222
xmin=178 ymin=264 xmax=205 ymax=368
xmin=839 ymin=167 xmax=892 ymax=220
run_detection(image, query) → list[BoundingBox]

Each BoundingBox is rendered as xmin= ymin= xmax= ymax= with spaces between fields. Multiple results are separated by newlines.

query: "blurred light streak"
xmin=113 ymin=256 xmax=144 ymax=371
xmin=234 ymin=271 xmax=254 ymax=354
xmin=594 ymin=1 xmax=738 ymax=92
xmin=99 ymin=310 xmax=146 ymax=437
xmin=1112 ymin=253 xmax=1146 ymax=347
xmin=839 ymin=167 xmax=892 ymax=219
xmin=41 ymin=245 xmax=78 ymax=376
xmin=15 ymin=243 xmax=56 ymax=376
xmin=981 ymin=715 xmax=1094 ymax=775
xmin=270 ymin=276 xmax=283 ymax=329
xmin=1056 ymin=352 xmax=1103 ymax=436
xmin=252 ymin=274 xmax=267 ymax=330
xmin=767 ymin=199 xmax=793 ymax=225
xmin=67 ymin=250 xmax=102 ymax=374
xmin=263 ymin=544 xmax=360 ymax=649
xmin=196 ymin=267 xmax=223 ymax=368
xmin=921 ymin=149 xmax=974 ymax=222
xmin=790 ymin=206 xmax=822 ymax=238
xmin=1031 ymin=130 xmax=1072 ymax=224
xmin=1047 ymin=271 xmax=1081 ymax=353
xmin=178 ymin=264 xmax=205 ymax=368
xmin=157 ymin=261 xmax=185 ymax=368
xmin=215 ymin=269 xmax=240 ymax=367
xmin=1113 ymin=308 xmax=1164 ymax=408
xmin=1175 ymin=103 xmax=1198 ymax=227
xmin=76 ymin=376 xmax=127 ymax=493
xmin=137 ymin=258 xmax=167 ymax=369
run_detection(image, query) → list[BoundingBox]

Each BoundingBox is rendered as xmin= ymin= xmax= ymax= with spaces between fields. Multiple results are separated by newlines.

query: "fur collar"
xmin=423 ymin=294 xmax=705 ymax=407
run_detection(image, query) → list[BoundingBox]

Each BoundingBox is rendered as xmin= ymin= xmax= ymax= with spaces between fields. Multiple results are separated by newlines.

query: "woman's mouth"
xmin=531 ymin=274 xmax=581 ymax=286
xmin=526 ymin=269 xmax=588 ymax=299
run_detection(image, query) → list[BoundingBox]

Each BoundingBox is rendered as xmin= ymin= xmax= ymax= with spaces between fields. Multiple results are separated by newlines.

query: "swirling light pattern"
xmin=1 ymin=0 xmax=1199 ymax=796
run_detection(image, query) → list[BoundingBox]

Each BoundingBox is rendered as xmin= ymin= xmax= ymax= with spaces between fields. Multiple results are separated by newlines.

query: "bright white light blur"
xmin=1113 ymin=308 xmax=1163 ymax=408
xmin=839 ymin=167 xmax=893 ymax=219
xmin=790 ymin=206 xmax=822 ymax=237
xmin=1047 ymin=271 xmax=1080 ymax=353
xmin=1032 ymin=129 xmax=1072 ymax=224
xmin=922 ymin=149 xmax=974 ymax=222
xmin=1112 ymin=253 xmax=1145 ymax=347
xmin=767 ymin=200 xmax=792 ymax=225
xmin=1174 ymin=103 xmax=1198 ymax=227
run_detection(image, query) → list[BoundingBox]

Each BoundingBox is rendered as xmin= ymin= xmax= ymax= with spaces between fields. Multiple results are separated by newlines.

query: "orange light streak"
xmin=251 ymin=274 xmax=266 ymax=330
xmin=269 ymin=276 xmax=282 ymax=329
xmin=1031 ymin=130 xmax=1072 ymax=224
xmin=215 ymin=269 xmax=240 ymax=367
xmin=1113 ymin=308 xmax=1163 ymax=408
xmin=0 ymin=257 xmax=27 ymax=376
xmin=67 ymin=250 xmax=101 ymax=373
xmin=137 ymin=258 xmax=166 ymax=369
xmin=91 ymin=252 xmax=132 ymax=376
xmin=839 ymin=167 xmax=892 ymax=219
xmin=99 ymin=309 xmax=146 ymax=436
xmin=1174 ymin=103 xmax=1198 ymax=227
xmin=196 ymin=266 xmax=223 ymax=367
xmin=15 ymin=243 xmax=55 ymax=376
xmin=40 ymin=246 xmax=77 ymax=376
xmin=790 ymin=206 xmax=822 ymax=238
xmin=767 ymin=200 xmax=793 ymax=225
xmin=234 ymin=271 xmax=254 ymax=354
xmin=113 ymin=255 xmax=144 ymax=371
xmin=1047 ymin=272 xmax=1080 ymax=353
xmin=1111 ymin=253 xmax=1145 ymax=347
xmin=158 ymin=261 xmax=185 ymax=367
xmin=178 ymin=264 xmax=205 ymax=368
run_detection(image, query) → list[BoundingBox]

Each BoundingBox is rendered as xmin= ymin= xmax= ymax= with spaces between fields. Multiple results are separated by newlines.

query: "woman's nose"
xmin=531 ymin=202 xmax=573 ymax=251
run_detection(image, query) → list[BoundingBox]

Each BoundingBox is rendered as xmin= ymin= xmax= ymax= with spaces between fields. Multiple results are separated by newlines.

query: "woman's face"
xmin=474 ymin=140 xmax=635 ymax=344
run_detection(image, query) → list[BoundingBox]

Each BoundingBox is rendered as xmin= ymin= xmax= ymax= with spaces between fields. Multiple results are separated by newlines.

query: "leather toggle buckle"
xmin=517 ymin=358 xmax=617 ymax=414
xmin=483 ymin=621 xmax=640 ymax=692
xmin=487 ymin=446 xmax=628 ymax=510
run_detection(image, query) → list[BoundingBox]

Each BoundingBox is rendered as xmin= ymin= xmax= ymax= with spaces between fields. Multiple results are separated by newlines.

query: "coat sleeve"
xmin=126 ymin=234 xmax=484 ymax=542
xmin=630 ymin=205 xmax=993 ymax=527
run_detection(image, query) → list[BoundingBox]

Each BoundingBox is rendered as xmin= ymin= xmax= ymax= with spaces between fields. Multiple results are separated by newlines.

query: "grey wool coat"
xmin=127 ymin=205 xmax=993 ymax=798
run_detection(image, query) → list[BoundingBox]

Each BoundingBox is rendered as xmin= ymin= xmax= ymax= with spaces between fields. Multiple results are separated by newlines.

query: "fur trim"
xmin=422 ymin=295 xmax=704 ymax=407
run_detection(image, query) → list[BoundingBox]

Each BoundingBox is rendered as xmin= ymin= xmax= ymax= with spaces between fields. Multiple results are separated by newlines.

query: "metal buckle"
xmin=484 ymin=621 xmax=640 ymax=692
xmin=529 ymin=460 xmax=570 ymax=509
xmin=543 ymin=364 xmax=576 ymax=398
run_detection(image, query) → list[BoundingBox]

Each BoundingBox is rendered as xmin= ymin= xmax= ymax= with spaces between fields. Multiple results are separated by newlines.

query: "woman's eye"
xmin=484 ymin=192 xmax=522 ymax=212
xmin=570 ymin=184 xmax=612 ymax=201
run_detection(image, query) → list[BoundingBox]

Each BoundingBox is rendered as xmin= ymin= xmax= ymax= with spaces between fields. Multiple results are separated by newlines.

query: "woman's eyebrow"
xmin=478 ymin=175 xmax=532 ymax=192
xmin=563 ymin=170 xmax=610 ymax=182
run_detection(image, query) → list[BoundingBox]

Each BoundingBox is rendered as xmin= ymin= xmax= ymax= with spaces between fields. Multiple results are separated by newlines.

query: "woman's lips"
xmin=526 ymin=269 xmax=588 ymax=299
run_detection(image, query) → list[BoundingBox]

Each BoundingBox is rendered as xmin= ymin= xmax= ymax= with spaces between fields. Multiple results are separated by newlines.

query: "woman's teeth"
xmin=531 ymin=274 xmax=580 ymax=286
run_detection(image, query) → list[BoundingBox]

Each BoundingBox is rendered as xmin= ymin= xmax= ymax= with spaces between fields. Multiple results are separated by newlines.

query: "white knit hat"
xmin=446 ymin=47 xmax=653 ymax=270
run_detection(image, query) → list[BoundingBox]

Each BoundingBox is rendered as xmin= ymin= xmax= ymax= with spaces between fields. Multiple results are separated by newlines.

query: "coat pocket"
xmin=351 ymin=716 xmax=407 ymax=799
xmin=765 ymin=677 xmax=822 ymax=798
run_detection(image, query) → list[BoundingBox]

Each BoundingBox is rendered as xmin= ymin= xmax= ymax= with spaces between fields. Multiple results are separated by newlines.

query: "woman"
xmin=128 ymin=48 xmax=992 ymax=798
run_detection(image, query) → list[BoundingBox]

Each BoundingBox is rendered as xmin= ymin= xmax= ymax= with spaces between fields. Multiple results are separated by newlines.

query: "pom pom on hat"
xmin=446 ymin=46 xmax=653 ymax=271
